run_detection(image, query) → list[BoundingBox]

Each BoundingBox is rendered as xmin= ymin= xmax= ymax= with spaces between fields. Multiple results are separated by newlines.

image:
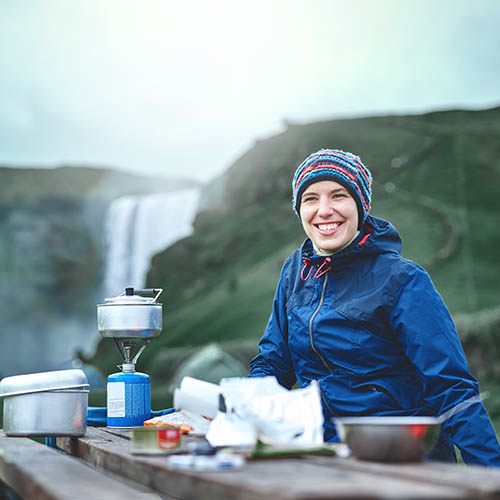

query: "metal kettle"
xmin=97 ymin=287 xmax=163 ymax=339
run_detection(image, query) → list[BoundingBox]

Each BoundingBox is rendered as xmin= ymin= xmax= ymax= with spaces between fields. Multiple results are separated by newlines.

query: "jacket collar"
xmin=300 ymin=215 xmax=402 ymax=267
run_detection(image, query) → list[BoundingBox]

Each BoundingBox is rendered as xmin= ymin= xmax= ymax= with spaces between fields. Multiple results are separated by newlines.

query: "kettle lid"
xmin=103 ymin=287 xmax=163 ymax=305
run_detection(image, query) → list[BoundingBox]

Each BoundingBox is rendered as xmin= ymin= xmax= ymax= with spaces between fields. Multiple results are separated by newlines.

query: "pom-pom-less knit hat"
xmin=292 ymin=149 xmax=372 ymax=226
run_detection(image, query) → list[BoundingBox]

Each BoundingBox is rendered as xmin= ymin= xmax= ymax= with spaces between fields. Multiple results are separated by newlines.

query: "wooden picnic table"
xmin=3 ymin=427 xmax=500 ymax=499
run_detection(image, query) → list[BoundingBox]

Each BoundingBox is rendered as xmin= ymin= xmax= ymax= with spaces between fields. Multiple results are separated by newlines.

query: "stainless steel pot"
xmin=0 ymin=369 xmax=89 ymax=437
xmin=97 ymin=288 xmax=163 ymax=339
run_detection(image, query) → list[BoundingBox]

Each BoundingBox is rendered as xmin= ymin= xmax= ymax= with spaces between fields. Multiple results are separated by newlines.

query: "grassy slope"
xmin=0 ymin=166 xmax=107 ymax=203
xmin=0 ymin=165 xmax=195 ymax=206
xmin=89 ymin=107 xmax=500 ymax=421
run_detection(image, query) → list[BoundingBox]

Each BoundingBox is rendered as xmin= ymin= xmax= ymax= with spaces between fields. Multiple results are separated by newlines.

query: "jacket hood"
xmin=301 ymin=215 xmax=402 ymax=266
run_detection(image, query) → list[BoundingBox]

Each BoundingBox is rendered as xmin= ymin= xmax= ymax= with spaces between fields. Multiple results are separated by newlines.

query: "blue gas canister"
xmin=107 ymin=363 xmax=151 ymax=427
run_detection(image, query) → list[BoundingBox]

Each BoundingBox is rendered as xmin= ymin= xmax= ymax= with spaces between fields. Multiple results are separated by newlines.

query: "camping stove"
xmin=97 ymin=287 xmax=163 ymax=427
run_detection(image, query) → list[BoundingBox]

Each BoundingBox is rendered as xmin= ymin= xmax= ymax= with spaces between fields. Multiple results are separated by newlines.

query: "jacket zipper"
xmin=309 ymin=274 xmax=337 ymax=416
xmin=309 ymin=274 xmax=333 ymax=375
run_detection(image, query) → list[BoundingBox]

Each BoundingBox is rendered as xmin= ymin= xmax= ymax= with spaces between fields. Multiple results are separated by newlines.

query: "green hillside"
xmin=90 ymin=107 xmax=500 ymax=422
xmin=0 ymin=165 xmax=195 ymax=205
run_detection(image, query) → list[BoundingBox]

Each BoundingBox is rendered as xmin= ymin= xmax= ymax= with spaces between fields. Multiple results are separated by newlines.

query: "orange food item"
xmin=143 ymin=417 xmax=194 ymax=433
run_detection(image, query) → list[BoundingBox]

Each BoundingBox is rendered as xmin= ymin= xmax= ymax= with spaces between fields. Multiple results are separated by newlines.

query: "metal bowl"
xmin=0 ymin=369 xmax=89 ymax=437
xmin=334 ymin=416 xmax=441 ymax=462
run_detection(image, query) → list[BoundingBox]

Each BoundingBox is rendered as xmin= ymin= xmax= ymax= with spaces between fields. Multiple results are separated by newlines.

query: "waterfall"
xmin=102 ymin=188 xmax=200 ymax=298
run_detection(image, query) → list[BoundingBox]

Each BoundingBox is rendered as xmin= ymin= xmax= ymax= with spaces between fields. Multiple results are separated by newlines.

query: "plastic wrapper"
xmin=206 ymin=376 xmax=324 ymax=448
xmin=143 ymin=410 xmax=210 ymax=435
xmin=206 ymin=412 xmax=257 ymax=447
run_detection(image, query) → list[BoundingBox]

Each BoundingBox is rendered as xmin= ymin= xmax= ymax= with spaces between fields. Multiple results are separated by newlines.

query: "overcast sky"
xmin=1 ymin=0 xmax=499 ymax=182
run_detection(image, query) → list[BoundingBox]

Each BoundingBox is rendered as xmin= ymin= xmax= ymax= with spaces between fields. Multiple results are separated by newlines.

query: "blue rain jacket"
xmin=249 ymin=216 xmax=500 ymax=466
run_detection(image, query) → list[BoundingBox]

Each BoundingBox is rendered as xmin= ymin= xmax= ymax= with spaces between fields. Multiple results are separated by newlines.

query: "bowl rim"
xmin=334 ymin=416 xmax=441 ymax=425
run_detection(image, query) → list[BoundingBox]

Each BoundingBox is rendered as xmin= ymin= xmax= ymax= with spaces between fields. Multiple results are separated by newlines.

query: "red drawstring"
xmin=301 ymin=257 xmax=331 ymax=281
xmin=358 ymin=232 xmax=371 ymax=247
xmin=314 ymin=257 xmax=331 ymax=278
xmin=301 ymin=259 xmax=313 ymax=281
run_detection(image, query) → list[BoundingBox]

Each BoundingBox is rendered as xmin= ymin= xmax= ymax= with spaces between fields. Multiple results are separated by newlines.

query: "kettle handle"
xmin=124 ymin=287 xmax=163 ymax=302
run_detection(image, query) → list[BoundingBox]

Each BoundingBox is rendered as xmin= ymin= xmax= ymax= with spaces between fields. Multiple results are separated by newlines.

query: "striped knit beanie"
xmin=292 ymin=149 xmax=372 ymax=225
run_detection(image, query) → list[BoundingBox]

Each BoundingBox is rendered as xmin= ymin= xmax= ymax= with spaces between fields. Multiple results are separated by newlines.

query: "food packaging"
xmin=144 ymin=410 xmax=198 ymax=434
xmin=131 ymin=426 xmax=181 ymax=454
xmin=0 ymin=369 xmax=89 ymax=436
xmin=206 ymin=377 xmax=324 ymax=448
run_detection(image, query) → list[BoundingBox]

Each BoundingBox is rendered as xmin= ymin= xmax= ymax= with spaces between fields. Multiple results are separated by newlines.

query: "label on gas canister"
xmin=107 ymin=381 xmax=126 ymax=417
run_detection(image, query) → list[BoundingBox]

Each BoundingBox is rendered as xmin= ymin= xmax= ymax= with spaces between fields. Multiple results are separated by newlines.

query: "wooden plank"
xmin=308 ymin=456 xmax=500 ymax=499
xmin=57 ymin=428 xmax=469 ymax=500
xmin=0 ymin=432 xmax=161 ymax=500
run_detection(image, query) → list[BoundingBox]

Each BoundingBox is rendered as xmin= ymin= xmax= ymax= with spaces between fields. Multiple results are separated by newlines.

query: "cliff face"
xmin=0 ymin=166 xmax=196 ymax=377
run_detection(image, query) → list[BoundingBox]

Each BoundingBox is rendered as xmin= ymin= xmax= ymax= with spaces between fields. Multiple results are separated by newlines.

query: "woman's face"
xmin=299 ymin=180 xmax=359 ymax=254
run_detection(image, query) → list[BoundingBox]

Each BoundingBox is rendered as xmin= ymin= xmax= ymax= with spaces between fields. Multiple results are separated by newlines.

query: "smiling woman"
xmin=299 ymin=181 xmax=359 ymax=254
xmin=249 ymin=148 xmax=500 ymax=467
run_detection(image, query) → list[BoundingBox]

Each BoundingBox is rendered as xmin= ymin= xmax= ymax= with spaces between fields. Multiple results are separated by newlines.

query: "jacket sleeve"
xmin=249 ymin=262 xmax=297 ymax=390
xmin=390 ymin=265 xmax=500 ymax=466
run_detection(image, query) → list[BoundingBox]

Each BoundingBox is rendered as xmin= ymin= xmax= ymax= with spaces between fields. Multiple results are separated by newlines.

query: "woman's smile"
xmin=300 ymin=180 xmax=358 ymax=254
xmin=315 ymin=222 xmax=342 ymax=234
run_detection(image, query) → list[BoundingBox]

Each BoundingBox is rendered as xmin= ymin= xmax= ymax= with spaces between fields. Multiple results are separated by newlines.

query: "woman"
xmin=249 ymin=149 xmax=500 ymax=466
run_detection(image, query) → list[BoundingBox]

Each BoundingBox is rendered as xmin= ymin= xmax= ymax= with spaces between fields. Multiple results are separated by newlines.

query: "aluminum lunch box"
xmin=0 ymin=369 xmax=89 ymax=437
